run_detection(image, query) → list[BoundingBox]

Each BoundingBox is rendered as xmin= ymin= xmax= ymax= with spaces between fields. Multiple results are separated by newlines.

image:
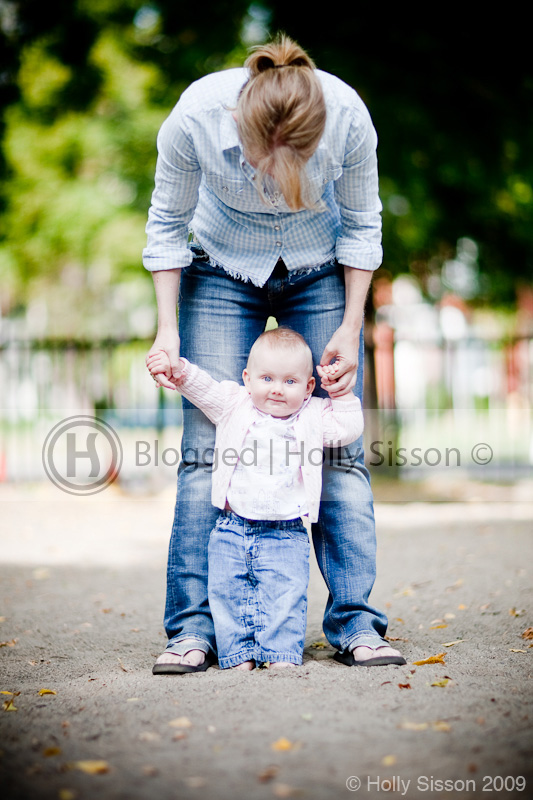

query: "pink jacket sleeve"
xmin=320 ymin=395 xmax=364 ymax=447
xmin=174 ymin=358 xmax=242 ymax=425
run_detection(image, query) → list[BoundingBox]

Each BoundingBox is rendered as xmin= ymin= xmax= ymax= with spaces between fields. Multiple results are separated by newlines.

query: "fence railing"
xmin=1 ymin=333 xmax=531 ymax=485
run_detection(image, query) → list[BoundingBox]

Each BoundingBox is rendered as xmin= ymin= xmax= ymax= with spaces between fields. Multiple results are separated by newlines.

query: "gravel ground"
xmin=1 ymin=480 xmax=532 ymax=800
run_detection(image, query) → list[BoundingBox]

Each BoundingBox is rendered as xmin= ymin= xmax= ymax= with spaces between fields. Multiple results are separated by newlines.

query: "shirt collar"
xmin=221 ymin=111 xmax=241 ymax=153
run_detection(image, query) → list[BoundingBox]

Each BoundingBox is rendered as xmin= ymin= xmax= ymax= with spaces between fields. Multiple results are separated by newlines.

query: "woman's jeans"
xmin=163 ymin=256 xmax=389 ymax=658
xmin=208 ymin=511 xmax=310 ymax=668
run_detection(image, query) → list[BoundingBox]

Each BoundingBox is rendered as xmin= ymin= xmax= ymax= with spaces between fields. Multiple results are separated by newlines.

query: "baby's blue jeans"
xmin=208 ymin=511 xmax=310 ymax=668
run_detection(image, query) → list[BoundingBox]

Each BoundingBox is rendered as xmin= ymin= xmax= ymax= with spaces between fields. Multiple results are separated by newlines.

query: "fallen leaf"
xmin=309 ymin=641 xmax=327 ymax=649
xmin=509 ymin=649 xmax=527 ymax=654
xmin=398 ymin=683 xmax=411 ymax=690
xmin=429 ymin=624 xmax=448 ymax=630
xmin=257 ymin=765 xmax=279 ymax=783
xmin=431 ymin=679 xmax=451 ymax=687
xmin=3 ymin=699 xmax=17 ymax=712
xmin=43 ymin=747 xmax=62 ymax=757
xmin=168 ymin=717 xmax=192 ymax=729
xmin=442 ymin=639 xmax=465 ymax=647
xmin=0 ymin=639 xmax=17 ymax=648
xmin=457 ymin=604 xmax=467 ymax=610
xmin=58 ymin=790 xmax=77 ymax=800
xmin=412 ymin=653 xmax=446 ymax=666
xmin=139 ymin=732 xmax=160 ymax=742
xmin=185 ymin=777 xmax=206 ymax=788
xmin=521 ymin=627 xmax=533 ymax=640
xmin=444 ymin=613 xmax=456 ymax=619
xmin=38 ymin=689 xmax=57 ymax=696
xmin=32 ymin=568 xmax=50 ymax=580
xmin=117 ymin=659 xmax=127 ymax=673
xmin=127 ymin=698 xmax=140 ymax=703
xmin=0 ymin=690 xmax=19 ymax=695
xmin=72 ymin=760 xmax=110 ymax=775
xmin=398 ymin=722 xmax=428 ymax=731
xmin=271 ymin=737 xmax=294 ymax=752
xmin=509 ymin=608 xmax=526 ymax=617
xmin=432 ymin=720 xmax=451 ymax=732
xmin=382 ymin=755 xmax=397 ymax=766
xmin=385 ymin=636 xmax=409 ymax=642
xmin=273 ymin=783 xmax=303 ymax=798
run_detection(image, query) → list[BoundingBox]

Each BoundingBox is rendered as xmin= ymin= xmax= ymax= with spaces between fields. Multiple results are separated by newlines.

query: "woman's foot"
xmin=153 ymin=639 xmax=207 ymax=674
xmin=350 ymin=644 xmax=406 ymax=666
xmin=232 ymin=660 xmax=255 ymax=671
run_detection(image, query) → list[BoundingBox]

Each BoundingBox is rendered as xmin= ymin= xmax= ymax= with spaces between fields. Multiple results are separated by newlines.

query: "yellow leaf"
xmin=457 ymin=604 xmax=467 ymax=610
xmin=3 ymin=699 xmax=17 ymax=712
xmin=0 ymin=691 xmax=14 ymax=695
xmin=38 ymin=688 xmax=57 ymax=696
xmin=429 ymin=624 xmax=448 ymax=630
xmin=432 ymin=720 xmax=451 ymax=732
xmin=509 ymin=608 xmax=526 ymax=617
xmin=0 ymin=639 xmax=17 ymax=648
xmin=43 ymin=747 xmax=62 ymax=757
xmin=58 ymin=790 xmax=77 ymax=800
xmin=72 ymin=760 xmax=110 ymax=775
xmin=309 ymin=641 xmax=327 ymax=649
xmin=521 ymin=627 xmax=533 ymax=640
xmin=271 ymin=737 xmax=294 ymax=751
xmin=442 ymin=639 xmax=465 ymax=647
xmin=431 ymin=679 xmax=451 ymax=687
xmin=509 ymin=649 xmax=527 ymax=653
xmin=382 ymin=755 xmax=397 ymax=766
xmin=412 ymin=653 xmax=446 ymax=665
xmin=168 ymin=717 xmax=192 ymax=728
xmin=398 ymin=722 xmax=428 ymax=731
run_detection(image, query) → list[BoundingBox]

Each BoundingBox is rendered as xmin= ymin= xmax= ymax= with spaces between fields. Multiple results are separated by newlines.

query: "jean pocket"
xmin=283 ymin=527 xmax=310 ymax=544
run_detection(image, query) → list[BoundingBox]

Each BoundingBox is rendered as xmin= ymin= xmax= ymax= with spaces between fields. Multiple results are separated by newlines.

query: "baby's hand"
xmin=316 ymin=360 xmax=353 ymax=399
xmin=146 ymin=350 xmax=185 ymax=389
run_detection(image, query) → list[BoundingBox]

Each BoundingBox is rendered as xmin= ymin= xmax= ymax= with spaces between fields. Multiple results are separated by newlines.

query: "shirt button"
xmin=222 ymin=186 xmax=228 ymax=192
xmin=276 ymin=241 xmax=282 ymax=247
xmin=274 ymin=225 xmax=280 ymax=231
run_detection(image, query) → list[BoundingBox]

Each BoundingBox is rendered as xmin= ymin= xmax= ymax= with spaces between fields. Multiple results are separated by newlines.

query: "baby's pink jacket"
xmin=176 ymin=358 xmax=364 ymax=523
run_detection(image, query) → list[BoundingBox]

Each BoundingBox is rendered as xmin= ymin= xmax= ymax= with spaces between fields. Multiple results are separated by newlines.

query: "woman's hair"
xmin=247 ymin=326 xmax=314 ymax=375
xmin=235 ymin=34 xmax=326 ymax=211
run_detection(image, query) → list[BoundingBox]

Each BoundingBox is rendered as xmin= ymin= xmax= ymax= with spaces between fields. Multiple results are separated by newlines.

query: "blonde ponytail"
xmin=235 ymin=34 xmax=326 ymax=211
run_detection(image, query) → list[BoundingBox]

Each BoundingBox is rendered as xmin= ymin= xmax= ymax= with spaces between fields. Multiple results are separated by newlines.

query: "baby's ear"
xmin=307 ymin=375 xmax=316 ymax=396
xmin=242 ymin=368 xmax=251 ymax=392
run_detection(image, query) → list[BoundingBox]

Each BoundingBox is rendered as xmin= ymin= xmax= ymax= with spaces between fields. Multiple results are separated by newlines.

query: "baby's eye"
xmin=263 ymin=376 xmax=272 ymax=382
xmin=286 ymin=379 xmax=295 ymax=385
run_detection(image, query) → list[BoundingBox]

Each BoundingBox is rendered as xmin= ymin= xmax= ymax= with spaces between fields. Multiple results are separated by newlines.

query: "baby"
xmin=147 ymin=327 xmax=363 ymax=670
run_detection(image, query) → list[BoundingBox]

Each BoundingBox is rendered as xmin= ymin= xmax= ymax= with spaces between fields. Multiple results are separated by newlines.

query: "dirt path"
xmin=1 ymin=483 xmax=532 ymax=800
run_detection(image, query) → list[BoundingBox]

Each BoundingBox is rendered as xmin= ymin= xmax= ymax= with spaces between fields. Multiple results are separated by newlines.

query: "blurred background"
xmin=0 ymin=1 xmax=531 ymax=494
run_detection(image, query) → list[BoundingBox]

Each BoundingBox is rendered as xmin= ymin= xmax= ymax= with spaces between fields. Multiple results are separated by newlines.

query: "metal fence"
xmin=1 ymin=333 xmax=531 ymax=486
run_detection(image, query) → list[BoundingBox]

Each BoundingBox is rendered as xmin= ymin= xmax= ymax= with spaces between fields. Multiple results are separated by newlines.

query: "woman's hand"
xmin=317 ymin=323 xmax=359 ymax=398
xmin=145 ymin=330 xmax=182 ymax=390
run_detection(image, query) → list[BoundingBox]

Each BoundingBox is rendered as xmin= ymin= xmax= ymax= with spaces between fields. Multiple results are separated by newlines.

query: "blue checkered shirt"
xmin=143 ymin=68 xmax=382 ymax=286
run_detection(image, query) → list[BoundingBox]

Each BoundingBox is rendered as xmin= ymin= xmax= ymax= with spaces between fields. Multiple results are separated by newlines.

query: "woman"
xmin=144 ymin=34 xmax=405 ymax=673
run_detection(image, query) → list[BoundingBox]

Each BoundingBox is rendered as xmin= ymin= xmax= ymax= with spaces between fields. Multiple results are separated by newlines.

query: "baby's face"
xmin=243 ymin=346 xmax=315 ymax=418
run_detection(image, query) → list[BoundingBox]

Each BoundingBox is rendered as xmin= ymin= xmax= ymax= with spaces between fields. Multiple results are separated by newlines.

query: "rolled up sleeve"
xmin=142 ymin=105 xmax=202 ymax=272
xmin=334 ymin=107 xmax=383 ymax=271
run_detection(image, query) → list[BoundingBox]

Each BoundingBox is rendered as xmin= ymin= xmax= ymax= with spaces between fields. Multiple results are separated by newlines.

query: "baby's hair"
xmin=247 ymin=326 xmax=314 ymax=375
